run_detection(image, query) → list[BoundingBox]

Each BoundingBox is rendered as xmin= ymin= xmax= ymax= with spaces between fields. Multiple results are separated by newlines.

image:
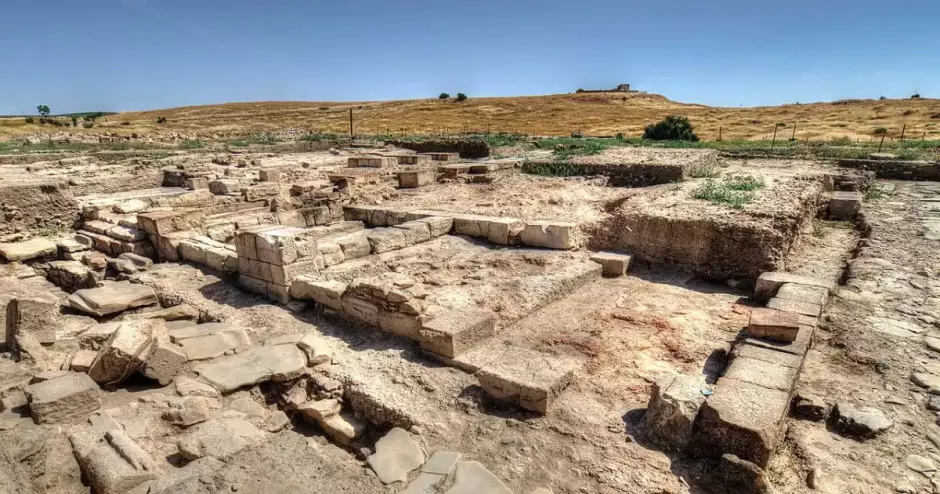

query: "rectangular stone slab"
xmin=476 ymin=346 xmax=580 ymax=414
xmin=689 ymin=377 xmax=790 ymax=468
xmin=67 ymin=282 xmax=158 ymax=317
xmin=25 ymin=372 xmax=102 ymax=424
xmin=419 ymin=309 xmax=496 ymax=358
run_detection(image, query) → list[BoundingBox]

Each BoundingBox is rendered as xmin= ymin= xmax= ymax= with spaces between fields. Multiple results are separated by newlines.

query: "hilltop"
xmin=2 ymin=92 xmax=939 ymax=142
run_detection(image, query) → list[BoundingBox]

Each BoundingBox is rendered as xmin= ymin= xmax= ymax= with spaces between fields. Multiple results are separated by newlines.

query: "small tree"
xmin=71 ymin=116 xmax=78 ymax=127
xmin=456 ymin=93 xmax=468 ymax=102
xmin=643 ymin=115 xmax=699 ymax=141
xmin=36 ymin=105 xmax=50 ymax=117
xmin=438 ymin=92 xmax=450 ymax=99
xmin=912 ymin=92 xmax=922 ymax=99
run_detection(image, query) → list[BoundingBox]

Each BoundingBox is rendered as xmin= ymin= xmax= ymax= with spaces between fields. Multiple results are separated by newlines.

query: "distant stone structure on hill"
xmin=576 ymin=84 xmax=641 ymax=94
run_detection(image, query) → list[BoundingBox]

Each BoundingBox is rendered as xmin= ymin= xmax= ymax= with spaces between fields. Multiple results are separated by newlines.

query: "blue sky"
xmin=2 ymin=0 xmax=937 ymax=114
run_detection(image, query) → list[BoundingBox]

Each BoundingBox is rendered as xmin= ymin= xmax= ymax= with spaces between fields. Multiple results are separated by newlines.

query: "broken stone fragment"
xmin=148 ymin=456 xmax=224 ymax=494
xmin=174 ymin=376 xmax=220 ymax=398
xmin=4 ymin=296 xmax=60 ymax=347
xmin=177 ymin=416 xmax=268 ymax=461
xmin=67 ymin=282 xmax=158 ymax=317
xmin=297 ymin=334 xmax=332 ymax=365
xmin=299 ymin=398 xmax=341 ymax=421
xmin=319 ymin=411 xmax=366 ymax=446
xmin=25 ymin=372 xmax=102 ymax=424
xmin=446 ymin=460 xmax=513 ymax=494
xmin=641 ymin=373 xmax=709 ymax=452
xmin=162 ymin=396 xmax=213 ymax=427
xmin=0 ymin=237 xmax=57 ymax=262
xmin=831 ymin=403 xmax=892 ymax=439
xmin=367 ymin=427 xmax=426 ymax=484
xmin=69 ymin=429 xmax=159 ymax=494
xmin=142 ymin=340 xmax=187 ymax=385
xmin=88 ymin=319 xmax=167 ymax=385
xmin=194 ymin=344 xmax=307 ymax=393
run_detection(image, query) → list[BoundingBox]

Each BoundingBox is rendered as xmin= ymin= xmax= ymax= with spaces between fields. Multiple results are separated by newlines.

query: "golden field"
xmin=3 ymin=92 xmax=940 ymax=141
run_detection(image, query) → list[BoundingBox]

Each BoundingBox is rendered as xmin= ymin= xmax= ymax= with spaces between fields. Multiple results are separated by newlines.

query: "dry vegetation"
xmin=3 ymin=92 xmax=940 ymax=141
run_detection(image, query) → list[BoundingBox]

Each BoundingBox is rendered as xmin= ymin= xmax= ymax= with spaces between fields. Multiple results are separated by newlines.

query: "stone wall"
xmin=0 ymin=181 xmax=80 ymax=240
xmin=837 ymin=158 xmax=940 ymax=181
xmin=385 ymin=139 xmax=491 ymax=159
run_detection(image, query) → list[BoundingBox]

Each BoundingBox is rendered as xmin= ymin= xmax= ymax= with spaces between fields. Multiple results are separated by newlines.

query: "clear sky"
xmin=2 ymin=0 xmax=937 ymax=114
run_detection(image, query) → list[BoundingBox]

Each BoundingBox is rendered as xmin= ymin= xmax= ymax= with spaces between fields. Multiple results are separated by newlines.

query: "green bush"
xmin=874 ymin=127 xmax=888 ymax=135
xmin=24 ymin=117 xmax=34 ymax=124
xmin=156 ymin=116 xmax=167 ymax=124
xmin=439 ymin=92 xmax=450 ymax=99
xmin=643 ymin=115 xmax=698 ymax=141
xmin=912 ymin=93 xmax=922 ymax=99
xmin=456 ymin=93 xmax=468 ymax=102
xmin=71 ymin=117 xmax=78 ymax=127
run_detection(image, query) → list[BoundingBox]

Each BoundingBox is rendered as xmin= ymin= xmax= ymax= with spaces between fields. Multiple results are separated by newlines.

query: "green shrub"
xmin=439 ymin=93 xmax=450 ymax=99
xmin=24 ymin=117 xmax=34 ymax=124
xmin=912 ymin=93 xmax=922 ymax=99
xmin=874 ymin=127 xmax=888 ymax=135
xmin=456 ymin=93 xmax=468 ymax=102
xmin=71 ymin=116 xmax=78 ymax=127
xmin=691 ymin=174 xmax=765 ymax=209
xmin=156 ymin=116 xmax=167 ymax=124
xmin=643 ymin=115 xmax=698 ymax=141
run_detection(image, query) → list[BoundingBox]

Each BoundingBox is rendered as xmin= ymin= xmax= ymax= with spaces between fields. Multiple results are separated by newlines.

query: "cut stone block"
xmin=258 ymin=169 xmax=282 ymax=182
xmin=318 ymin=242 xmax=345 ymax=267
xmin=367 ymin=427 xmax=425 ymax=484
xmin=57 ymin=235 xmax=92 ymax=254
xmin=162 ymin=396 xmax=212 ymax=427
xmin=723 ymin=356 xmax=800 ymax=393
xmin=747 ymin=308 xmax=800 ymax=343
xmin=766 ymin=297 xmax=822 ymax=318
xmin=319 ymin=411 xmax=366 ymax=446
xmin=366 ymin=228 xmax=408 ymax=254
xmin=641 ymin=373 xmax=709 ymax=452
xmin=0 ymin=237 xmax=57 ymax=262
xmin=195 ymin=344 xmax=306 ymax=393
xmin=137 ymin=209 xmax=206 ymax=236
xmin=254 ymin=227 xmax=318 ymax=266
xmin=341 ymin=296 xmax=380 ymax=326
xmin=393 ymin=221 xmax=432 ymax=246
xmin=689 ymin=377 xmax=790 ymax=468
xmin=331 ymin=232 xmax=371 ymax=260
xmin=416 ymin=216 xmax=454 ymax=237
xmin=299 ymin=398 xmax=341 ymax=421
xmin=290 ymin=278 xmax=346 ymax=310
xmin=733 ymin=342 xmax=803 ymax=369
xmin=590 ymin=252 xmax=633 ymax=277
xmin=107 ymin=225 xmax=146 ymax=242
xmin=67 ymin=282 xmax=158 ymax=317
xmin=445 ymin=461 xmax=513 ymax=494
xmin=423 ymin=451 xmax=461 ymax=475
xmin=88 ymin=319 xmax=167 ymax=385
xmin=209 ymin=179 xmax=241 ymax=195
xmin=142 ymin=340 xmax=188 ymax=385
xmin=377 ymin=310 xmax=423 ymax=339
xmin=520 ymin=221 xmax=576 ymax=249
xmin=114 ymin=199 xmax=148 ymax=214
xmin=243 ymin=183 xmax=280 ymax=201
xmin=397 ymin=170 xmax=436 ymax=188
xmin=71 ymin=349 xmax=98 ymax=373
xmin=25 ymin=372 xmax=102 ymax=424
xmin=753 ymin=272 xmax=835 ymax=301
xmin=452 ymin=214 xmax=489 ymax=238
xmin=348 ymin=156 xmax=389 ymax=168
xmin=829 ymin=191 xmax=862 ymax=220
xmin=237 ymin=275 xmax=267 ymax=296
xmin=776 ymin=283 xmax=828 ymax=306
xmin=168 ymin=322 xmax=239 ymax=343
xmin=486 ymin=217 xmax=523 ymax=245
xmin=5 ymin=297 xmax=59 ymax=347
xmin=268 ymin=257 xmax=323 ymax=286
xmin=175 ymin=376 xmax=220 ymax=398
xmin=476 ymin=346 xmax=580 ymax=413
xmin=439 ymin=163 xmax=471 ymax=178
xmin=419 ymin=309 xmax=496 ymax=358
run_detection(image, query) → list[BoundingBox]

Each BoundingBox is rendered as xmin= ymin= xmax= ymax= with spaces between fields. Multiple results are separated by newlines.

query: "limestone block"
xmin=142 ymin=340 xmax=188 ymax=385
xmin=5 ymin=296 xmax=59 ymax=347
xmin=378 ymin=310 xmax=423 ymax=339
xmin=766 ymin=297 xmax=822 ymax=318
xmin=318 ymin=242 xmax=345 ymax=267
xmin=209 ymin=179 xmax=241 ymax=195
xmin=393 ymin=221 xmax=432 ymax=245
xmin=753 ymin=272 xmax=835 ymax=302
xmin=334 ymin=232 xmax=372 ymax=260
xmin=747 ymin=308 xmax=800 ymax=342
xmin=689 ymin=377 xmax=789 ymax=468
xmin=258 ymin=169 xmax=282 ymax=182
xmin=178 ymin=328 xmax=250 ymax=361
xmin=446 ymin=461 xmax=512 ymax=494
xmin=319 ymin=411 xmax=366 ymax=446
xmin=195 ymin=344 xmax=307 ymax=393
xmin=641 ymin=373 xmax=709 ymax=452
xmin=300 ymin=206 xmax=331 ymax=227
xmin=276 ymin=210 xmax=306 ymax=227
xmin=367 ymin=427 xmax=425 ymax=484
xmin=589 ymin=252 xmax=633 ymax=277
xmin=290 ymin=278 xmax=346 ymax=310
xmin=25 ymin=372 xmax=102 ymax=424
xmin=67 ymin=282 xmax=158 ymax=317
xmin=775 ymin=282 xmax=828 ymax=306
xmin=0 ymin=238 xmax=57 ymax=262
xmin=416 ymin=216 xmax=454 ymax=237
xmin=148 ymin=457 xmax=224 ymax=494
xmin=342 ymin=296 xmax=380 ymax=326
xmin=70 ymin=429 xmax=159 ymax=494
xmin=829 ymin=191 xmax=862 ymax=220
xmin=243 ymin=183 xmax=280 ymax=202
xmin=476 ymin=346 xmax=580 ymax=413
xmin=268 ymin=257 xmax=323 ymax=286
xmin=419 ymin=309 xmax=495 ymax=358
xmin=722 ymin=356 xmax=800 ymax=393
xmin=298 ymin=398 xmax=341 ymax=421
xmin=88 ymin=319 xmax=167 ymax=384
xmin=254 ymin=227 xmax=318 ymax=266
xmin=520 ymin=221 xmax=576 ymax=249
xmin=177 ymin=418 xmax=266 ymax=461
xmin=397 ymin=170 xmax=435 ymax=189
xmin=297 ymin=334 xmax=332 ymax=365
xmin=486 ymin=217 xmax=524 ymax=245
xmin=366 ymin=228 xmax=408 ymax=254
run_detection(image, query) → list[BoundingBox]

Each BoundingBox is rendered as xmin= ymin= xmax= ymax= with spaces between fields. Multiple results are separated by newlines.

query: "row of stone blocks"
xmin=397 ymin=160 xmax=522 ymax=188
xmin=344 ymin=204 xmax=577 ymax=249
xmin=643 ymin=271 xmax=835 ymax=469
xmin=347 ymin=153 xmax=458 ymax=168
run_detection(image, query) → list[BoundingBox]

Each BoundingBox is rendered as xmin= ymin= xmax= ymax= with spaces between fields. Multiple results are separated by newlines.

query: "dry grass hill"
xmin=3 ymin=92 xmax=940 ymax=142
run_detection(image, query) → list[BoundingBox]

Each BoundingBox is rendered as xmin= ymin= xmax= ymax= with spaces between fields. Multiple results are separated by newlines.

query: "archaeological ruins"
xmin=1 ymin=133 xmax=939 ymax=493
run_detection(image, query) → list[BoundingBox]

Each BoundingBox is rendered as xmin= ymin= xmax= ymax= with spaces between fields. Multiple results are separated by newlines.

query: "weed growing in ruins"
xmin=812 ymin=221 xmax=827 ymax=238
xmin=251 ymin=132 xmax=279 ymax=145
xmin=688 ymin=164 xmax=720 ymax=178
xmin=179 ymin=139 xmax=205 ymax=149
xmin=864 ymin=183 xmax=894 ymax=201
xmin=691 ymin=174 xmax=765 ymax=209
xmin=536 ymin=137 xmax=626 ymax=160
xmin=521 ymin=161 xmax=589 ymax=177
